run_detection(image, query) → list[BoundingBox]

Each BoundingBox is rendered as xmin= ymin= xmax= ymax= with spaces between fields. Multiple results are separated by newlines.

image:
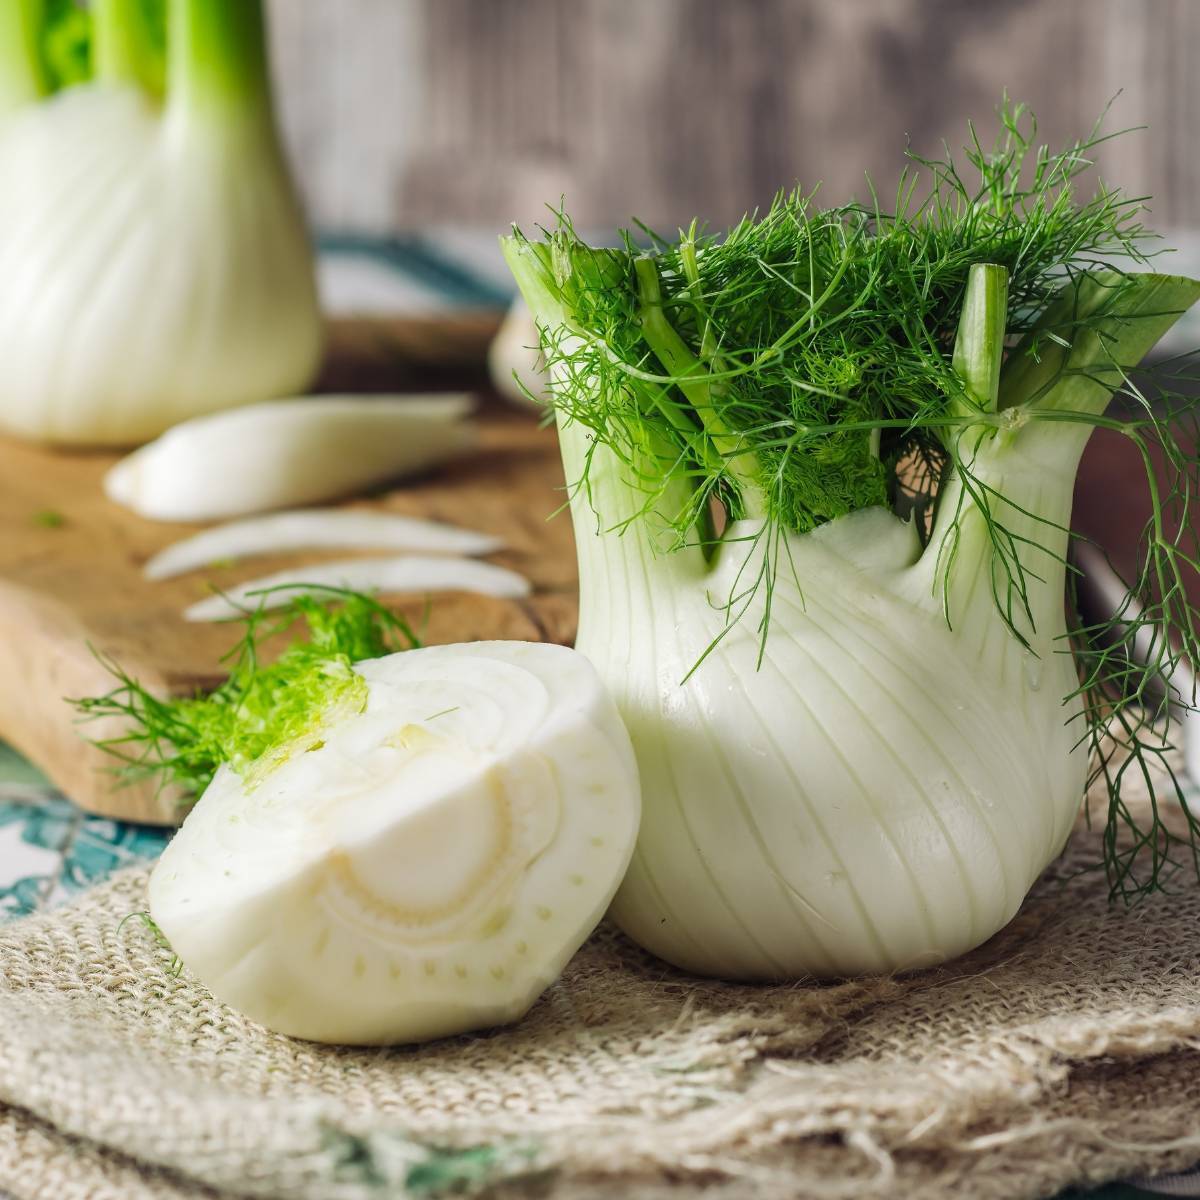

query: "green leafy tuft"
xmin=508 ymin=98 xmax=1156 ymax=547
xmin=74 ymin=587 xmax=419 ymax=803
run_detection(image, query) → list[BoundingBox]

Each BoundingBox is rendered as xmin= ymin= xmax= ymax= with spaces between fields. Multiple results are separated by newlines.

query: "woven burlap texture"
xmin=3 ymin=808 xmax=1200 ymax=1200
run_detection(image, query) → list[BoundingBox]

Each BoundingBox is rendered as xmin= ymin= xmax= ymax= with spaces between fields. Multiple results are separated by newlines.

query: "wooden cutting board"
xmin=0 ymin=384 xmax=579 ymax=826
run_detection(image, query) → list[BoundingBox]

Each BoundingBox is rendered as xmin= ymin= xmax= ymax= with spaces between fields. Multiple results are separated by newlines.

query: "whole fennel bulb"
xmin=0 ymin=0 xmax=321 ymax=445
xmin=561 ymin=413 xmax=1089 ymax=978
xmin=505 ymin=108 xmax=1200 ymax=980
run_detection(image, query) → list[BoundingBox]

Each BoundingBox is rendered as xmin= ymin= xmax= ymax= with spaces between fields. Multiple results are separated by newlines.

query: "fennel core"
xmin=505 ymin=102 xmax=1200 ymax=978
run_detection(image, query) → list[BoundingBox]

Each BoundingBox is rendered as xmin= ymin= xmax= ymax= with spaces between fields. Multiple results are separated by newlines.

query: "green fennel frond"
xmin=117 ymin=910 xmax=183 ymax=975
xmin=1068 ymin=379 xmax=1200 ymax=900
xmin=73 ymin=587 xmax=419 ymax=803
xmin=515 ymin=101 xmax=1154 ymax=546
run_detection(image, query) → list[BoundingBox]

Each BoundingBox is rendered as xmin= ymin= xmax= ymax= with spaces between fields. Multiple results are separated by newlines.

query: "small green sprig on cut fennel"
xmin=503 ymin=98 xmax=1200 ymax=906
xmin=74 ymin=588 xmax=419 ymax=801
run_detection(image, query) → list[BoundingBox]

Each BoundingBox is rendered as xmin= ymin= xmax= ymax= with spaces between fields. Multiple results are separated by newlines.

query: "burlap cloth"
xmin=3 ymin=789 xmax=1200 ymax=1200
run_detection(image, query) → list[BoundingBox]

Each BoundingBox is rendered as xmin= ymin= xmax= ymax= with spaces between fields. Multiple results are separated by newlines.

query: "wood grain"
xmin=0 ymin=384 xmax=577 ymax=826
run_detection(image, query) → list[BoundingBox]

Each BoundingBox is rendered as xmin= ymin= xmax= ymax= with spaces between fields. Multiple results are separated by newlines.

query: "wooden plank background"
xmin=267 ymin=0 xmax=1200 ymax=236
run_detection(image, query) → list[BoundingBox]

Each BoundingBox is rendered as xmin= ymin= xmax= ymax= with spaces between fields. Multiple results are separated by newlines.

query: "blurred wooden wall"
xmin=267 ymin=0 xmax=1200 ymax=235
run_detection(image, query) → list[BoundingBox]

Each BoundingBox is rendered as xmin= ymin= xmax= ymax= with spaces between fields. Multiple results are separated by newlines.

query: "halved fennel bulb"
xmin=149 ymin=642 xmax=640 ymax=1045
xmin=0 ymin=0 xmax=320 ymax=445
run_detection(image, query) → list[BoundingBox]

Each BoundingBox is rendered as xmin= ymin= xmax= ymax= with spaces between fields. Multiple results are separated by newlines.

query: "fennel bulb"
xmin=505 ymin=106 xmax=1200 ymax=980
xmin=489 ymin=297 xmax=550 ymax=408
xmin=149 ymin=640 xmax=640 ymax=1044
xmin=0 ymin=0 xmax=320 ymax=445
xmin=559 ymin=429 xmax=1090 ymax=978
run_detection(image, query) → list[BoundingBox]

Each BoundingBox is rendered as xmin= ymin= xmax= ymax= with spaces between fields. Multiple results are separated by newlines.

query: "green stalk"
xmin=929 ymin=270 xmax=1200 ymax=645
xmin=633 ymin=257 xmax=767 ymax=518
xmin=927 ymin=262 xmax=1059 ymax=642
xmin=1000 ymin=271 xmax=1200 ymax=423
xmin=0 ymin=0 xmax=46 ymax=119
xmin=93 ymin=0 xmax=163 ymax=96
xmin=166 ymin=0 xmax=272 ymax=126
xmin=946 ymin=261 xmax=1008 ymax=463
xmin=678 ymin=220 xmax=718 ymax=361
xmin=502 ymin=233 xmax=694 ymax=530
xmin=502 ymin=233 xmax=707 ymax=575
xmin=500 ymin=237 xmax=568 ymax=329
xmin=951 ymin=263 xmax=1008 ymax=416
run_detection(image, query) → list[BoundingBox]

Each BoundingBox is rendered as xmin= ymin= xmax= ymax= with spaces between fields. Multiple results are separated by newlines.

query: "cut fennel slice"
xmin=148 ymin=641 xmax=641 ymax=1044
xmin=184 ymin=556 xmax=530 ymax=621
xmin=105 ymin=395 xmax=475 ymax=521
xmin=145 ymin=509 xmax=503 ymax=580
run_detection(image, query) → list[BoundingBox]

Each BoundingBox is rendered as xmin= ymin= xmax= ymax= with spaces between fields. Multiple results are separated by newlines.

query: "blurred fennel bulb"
xmin=0 ymin=0 xmax=321 ymax=445
xmin=489 ymin=297 xmax=549 ymax=409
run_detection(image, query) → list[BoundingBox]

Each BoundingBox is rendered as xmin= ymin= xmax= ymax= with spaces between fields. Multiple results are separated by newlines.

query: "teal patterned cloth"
xmin=0 ymin=742 xmax=167 ymax=920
